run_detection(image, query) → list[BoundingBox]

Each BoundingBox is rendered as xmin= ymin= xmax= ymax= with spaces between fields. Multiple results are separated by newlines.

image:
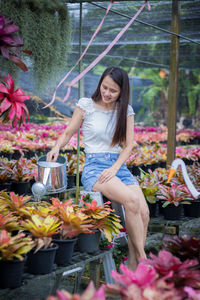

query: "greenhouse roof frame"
xmin=67 ymin=0 xmax=200 ymax=69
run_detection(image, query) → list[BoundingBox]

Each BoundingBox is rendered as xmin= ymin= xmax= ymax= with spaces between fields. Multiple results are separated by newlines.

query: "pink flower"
xmin=111 ymin=263 xmax=157 ymax=288
xmin=0 ymin=15 xmax=30 ymax=71
xmin=0 ymin=74 xmax=30 ymax=127
xmin=184 ymin=287 xmax=200 ymax=300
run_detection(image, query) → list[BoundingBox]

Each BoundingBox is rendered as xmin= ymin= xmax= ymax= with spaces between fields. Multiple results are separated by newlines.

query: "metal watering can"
xmin=32 ymin=155 xmax=67 ymax=200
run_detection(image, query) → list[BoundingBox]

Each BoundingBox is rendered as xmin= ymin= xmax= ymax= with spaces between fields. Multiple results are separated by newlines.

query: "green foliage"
xmin=0 ymin=0 xmax=71 ymax=90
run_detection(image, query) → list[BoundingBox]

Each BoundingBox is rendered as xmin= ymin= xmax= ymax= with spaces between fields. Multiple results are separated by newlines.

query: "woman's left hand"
xmin=98 ymin=167 xmax=118 ymax=184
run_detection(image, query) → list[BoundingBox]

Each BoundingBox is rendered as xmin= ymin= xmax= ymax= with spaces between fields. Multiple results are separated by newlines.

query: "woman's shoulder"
xmin=76 ymin=97 xmax=94 ymax=114
xmin=127 ymin=104 xmax=135 ymax=117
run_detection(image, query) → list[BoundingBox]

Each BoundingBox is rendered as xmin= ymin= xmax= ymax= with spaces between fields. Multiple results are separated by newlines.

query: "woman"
xmin=47 ymin=66 xmax=149 ymax=269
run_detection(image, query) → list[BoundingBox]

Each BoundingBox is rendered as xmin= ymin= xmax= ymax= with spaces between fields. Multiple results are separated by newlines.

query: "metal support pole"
xmin=76 ymin=2 xmax=83 ymax=204
xmin=167 ymin=0 xmax=180 ymax=168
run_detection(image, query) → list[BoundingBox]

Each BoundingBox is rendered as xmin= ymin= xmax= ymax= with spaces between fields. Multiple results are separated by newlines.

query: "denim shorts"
xmin=81 ymin=152 xmax=139 ymax=192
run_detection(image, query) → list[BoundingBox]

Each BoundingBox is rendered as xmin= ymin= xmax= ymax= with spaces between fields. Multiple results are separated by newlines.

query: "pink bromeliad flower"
xmin=0 ymin=14 xmax=30 ymax=71
xmin=0 ymin=73 xmax=30 ymax=127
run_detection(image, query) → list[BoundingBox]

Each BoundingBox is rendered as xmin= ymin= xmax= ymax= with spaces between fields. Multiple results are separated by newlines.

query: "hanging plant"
xmin=0 ymin=0 xmax=71 ymax=90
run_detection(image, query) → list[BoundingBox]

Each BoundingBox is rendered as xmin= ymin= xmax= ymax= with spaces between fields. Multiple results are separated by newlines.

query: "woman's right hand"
xmin=46 ymin=146 xmax=60 ymax=162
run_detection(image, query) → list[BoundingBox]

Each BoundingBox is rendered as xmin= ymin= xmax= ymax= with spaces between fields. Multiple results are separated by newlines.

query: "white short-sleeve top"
xmin=76 ymin=97 xmax=134 ymax=154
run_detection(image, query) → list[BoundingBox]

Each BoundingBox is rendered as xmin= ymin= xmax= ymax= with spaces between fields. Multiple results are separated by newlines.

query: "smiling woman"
xmin=47 ymin=66 xmax=150 ymax=270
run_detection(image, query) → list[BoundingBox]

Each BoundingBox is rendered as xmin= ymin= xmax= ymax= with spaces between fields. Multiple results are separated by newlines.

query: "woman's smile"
xmin=100 ymin=75 xmax=121 ymax=109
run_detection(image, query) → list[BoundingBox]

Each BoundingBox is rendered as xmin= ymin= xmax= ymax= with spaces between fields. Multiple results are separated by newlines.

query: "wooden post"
xmin=167 ymin=0 xmax=180 ymax=168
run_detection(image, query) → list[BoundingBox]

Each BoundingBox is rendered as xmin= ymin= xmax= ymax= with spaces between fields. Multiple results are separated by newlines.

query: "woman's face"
xmin=100 ymin=75 xmax=121 ymax=107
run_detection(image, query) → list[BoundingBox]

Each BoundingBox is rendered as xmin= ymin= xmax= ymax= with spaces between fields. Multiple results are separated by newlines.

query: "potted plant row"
xmin=0 ymin=190 xmax=122 ymax=285
xmin=137 ymin=163 xmax=199 ymax=220
xmin=0 ymin=157 xmax=37 ymax=194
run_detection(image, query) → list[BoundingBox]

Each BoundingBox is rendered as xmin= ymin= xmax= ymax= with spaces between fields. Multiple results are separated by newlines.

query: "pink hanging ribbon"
xmin=46 ymin=1 xmax=150 ymax=107
xmin=44 ymin=2 xmax=113 ymax=108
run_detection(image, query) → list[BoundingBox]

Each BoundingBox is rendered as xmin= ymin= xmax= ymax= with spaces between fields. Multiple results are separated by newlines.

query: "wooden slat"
xmin=167 ymin=0 xmax=180 ymax=168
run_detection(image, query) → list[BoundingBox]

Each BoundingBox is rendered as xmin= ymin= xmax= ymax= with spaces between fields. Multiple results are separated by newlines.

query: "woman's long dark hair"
xmin=92 ymin=66 xmax=130 ymax=147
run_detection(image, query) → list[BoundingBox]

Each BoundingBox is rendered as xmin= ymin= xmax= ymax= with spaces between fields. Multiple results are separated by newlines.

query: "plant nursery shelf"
xmin=0 ymin=249 xmax=114 ymax=300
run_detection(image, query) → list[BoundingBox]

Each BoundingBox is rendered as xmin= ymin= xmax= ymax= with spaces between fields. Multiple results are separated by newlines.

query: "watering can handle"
xmin=43 ymin=168 xmax=51 ymax=186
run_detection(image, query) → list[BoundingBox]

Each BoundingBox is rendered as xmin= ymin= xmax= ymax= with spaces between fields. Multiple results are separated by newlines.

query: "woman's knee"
xmin=124 ymin=194 xmax=140 ymax=214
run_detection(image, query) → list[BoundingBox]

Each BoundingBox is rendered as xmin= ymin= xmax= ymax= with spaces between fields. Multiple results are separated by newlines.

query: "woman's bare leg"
xmin=129 ymin=185 xmax=150 ymax=247
xmin=93 ymin=177 xmax=146 ymax=268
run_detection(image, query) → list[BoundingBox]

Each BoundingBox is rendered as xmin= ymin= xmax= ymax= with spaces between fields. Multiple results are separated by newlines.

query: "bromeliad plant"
xmin=46 ymin=281 xmax=106 ymax=300
xmin=163 ymin=235 xmax=200 ymax=263
xmin=21 ymin=214 xmax=61 ymax=253
xmin=138 ymin=170 xmax=160 ymax=204
xmin=0 ymin=159 xmax=14 ymax=183
xmin=0 ymin=191 xmax=31 ymax=213
xmin=0 ymin=15 xmax=30 ymax=71
xmin=0 ymin=229 xmax=34 ymax=261
xmin=105 ymin=262 xmax=180 ymax=300
xmin=0 ymin=73 xmax=30 ymax=127
xmin=0 ymin=212 xmax=20 ymax=232
xmin=80 ymin=199 xmax=122 ymax=242
xmin=141 ymin=249 xmax=200 ymax=297
xmin=50 ymin=198 xmax=93 ymax=240
xmin=11 ymin=157 xmax=37 ymax=182
xmin=156 ymin=183 xmax=193 ymax=207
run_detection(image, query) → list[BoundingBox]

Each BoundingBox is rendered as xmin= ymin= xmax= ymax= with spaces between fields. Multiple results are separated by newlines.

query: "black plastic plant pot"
xmin=147 ymin=202 xmax=157 ymax=218
xmin=77 ymin=230 xmax=101 ymax=254
xmin=53 ymin=237 xmax=77 ymax=266
xmin=0 ymin=182 xmax=11 ymax=192
xmin=0 ymin=258 xmax=26 ymax=289
xmin=163 ymin=204 xmax=182 ymax=221
xmin=184 ymin=201 xmax=200 ymax=218
xmin=11 ymin=181 xmax=30 ymax=195
xmin=26 ymin=244 xmax=58 ymax=275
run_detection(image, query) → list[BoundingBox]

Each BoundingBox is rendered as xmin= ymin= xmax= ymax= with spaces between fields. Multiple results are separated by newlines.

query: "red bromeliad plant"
xmin=0 ymin=229 xmax=34 ymax=261
xmin=156 ymin=183 xmax=192 ymax=207
xmin=80 ymin=199 xmax=122 ymax=242
xmin=140 ymin=250 xmax=200 ymax=295
xmin=0 ymin=15 xmax=30 ymax=71
xmin=105 ymin=263 xmax=180 ymax=300
xmin=163 ymin=235 xmax=200 ymax=263
xmin=50 ymin=197 xmax=93 ymax=239
xmin=0 ymin=212 xmax=20 ymax=232
xmin=0 ymin=74 xmax=30 ymax=127
xmin=11 ymin=157 xmax=37 ymax=182
xmin=0 ymin=191 xmax=31 ymax=213
xmin=184 ymin=287 xmax=200 ymax=300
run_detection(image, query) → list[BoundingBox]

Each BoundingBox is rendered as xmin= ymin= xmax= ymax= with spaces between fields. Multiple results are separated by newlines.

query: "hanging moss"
xmin=0 ymin=0 xmax=71 ymax=90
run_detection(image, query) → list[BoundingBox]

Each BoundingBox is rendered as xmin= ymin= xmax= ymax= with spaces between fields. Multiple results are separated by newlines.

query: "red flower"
xmin=106 ymin=243 xmax=114 ymax=249
xmin=120 ymin=227 xmax=127 ymax=233
xmin=0 ymin=74 xmax=30 ymax=127
xmin=0 ymin=15 xmax=30 ymax=71
xmin=122 ymin=256 xmax=128 ymax=261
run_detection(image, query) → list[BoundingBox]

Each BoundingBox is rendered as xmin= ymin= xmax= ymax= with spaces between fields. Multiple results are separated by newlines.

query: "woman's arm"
xmin=98 ymin=115 xmax=134 ymax=184
xmin=47 ymin=107 xmax=84 ymax=161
